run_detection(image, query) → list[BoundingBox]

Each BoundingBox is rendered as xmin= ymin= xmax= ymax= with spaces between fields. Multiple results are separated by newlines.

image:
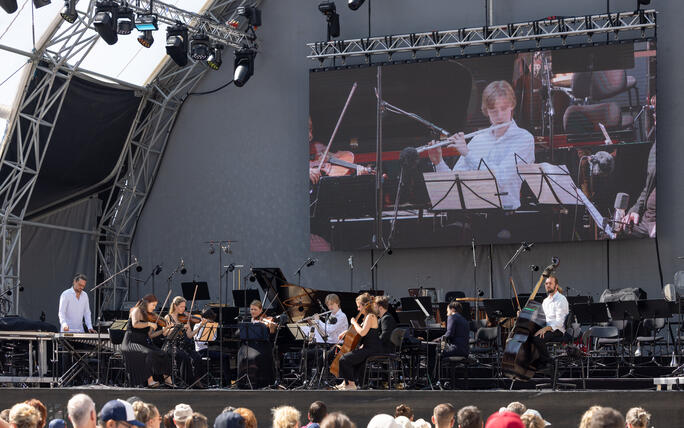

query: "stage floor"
xmin=0 ymin=388 xmax=680 ymax=428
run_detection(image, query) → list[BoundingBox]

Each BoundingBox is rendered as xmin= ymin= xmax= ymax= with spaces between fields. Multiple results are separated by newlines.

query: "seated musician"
xmin=374 ymin=296 xmax=398 ymax=353
xmin=236 ymin=300 xmax=275 ymax=387
xmin=250 ymin=300 xmax=276 ymax=333
xmin=335 ymin=293 xmax=383 ymax=390
xmin=532 ymin=276 xmax=569 ymax=367
xmin=312 ymin=293 xmax=349 ymax=344
xmin=427 ymin=80 xmax=535 ymax=210
xmin=57 ymin=273 xmax=96 ymax=333
xmin=165 ymin=296 xmax=203 ymax=386
xmin=427 ymin=301 xmax=470 ymax=378
xmin=120 ymin=294 xmax=174 ymax=388
xmin=192 ymin=308 xmax=231 ymax=386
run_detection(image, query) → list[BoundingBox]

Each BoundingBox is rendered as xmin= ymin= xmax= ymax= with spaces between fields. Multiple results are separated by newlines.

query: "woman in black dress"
xmin=335 ymin=292 xmax=383 ymax=390
xmin=237 ymin=300 xmax=276 ymax=388
xmin=165 ymin=296 xmax=203 ymax=385
xmin=121 ymin=294 xmax=174 ymax=388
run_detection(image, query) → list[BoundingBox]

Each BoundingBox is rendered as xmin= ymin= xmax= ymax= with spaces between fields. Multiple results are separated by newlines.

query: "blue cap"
xmin=214 ymin=412 xmax=244 ymax=428
xmin=99 ymin=400 xmax=145 ymax=427
xmin=48 ymin=419 xmax=66 ymax=428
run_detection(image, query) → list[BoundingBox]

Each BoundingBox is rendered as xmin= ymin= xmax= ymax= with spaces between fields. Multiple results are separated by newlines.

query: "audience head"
xmin=233 ymin=409 xmax=256 ymax=428
xmin=162 ymin=411 xmax=175 ymax=428
xmin=214 ymin=412 xmax=244 ymax=428
xmin=394 ymin=405 xmax=413 ymax=421
xmin=504 ymin=404 xmax=526 ymax=417
xmin=366 ymin=415 xmax=401 ymax=428
xmin=173 ymin=405 xmax=193 ymax=428
xmin=10 ymin=403 xmax=42 ymax=428
xmin=518 ymin=414 xmax=542 ymax=428
xmin=132 ymin=403 xmax=152 ymax=426
xmin=588 ymin=408 xmax=624 ymax=428
xmin=625 ymin=408 xmax=650 ymax=428
xmin=578 ymin=406 xmax=602 ymax=428
xmin=433 ymin=404 xmax=456 ymax=428
xmin=308 ymin=402 xmax=328 ymax=424
xmin=48 ymin=420 xmax=65 ymax=428
xmin=98 ymin=400 xmax=144 ymax=428
xmin=484 ymin=411 xmax=523 ymax=428
xmin=67 ymin=394 xmax=96 ymax=428
xmin=320 ymin=413 xmax=355 ymax=428
xmin=1 ymin=410 xmax=11 ymax=423
xmin=24 ymin=400 xmax=46 ymax=428
xmin=145 ymin=405 xmax=160 ymax=428
xmin=457 ymin=406 xmax=482 ymax=428
xmin=272 ymin=406 xmax=300 ymax=428
xmin=187 ymin=413 xmax=207 ymax=428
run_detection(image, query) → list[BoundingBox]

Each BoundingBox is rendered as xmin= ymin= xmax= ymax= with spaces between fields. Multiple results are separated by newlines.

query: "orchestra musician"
xmin=165 ymin=296 xmax=203 ymax=386
xmin=58 ymin=273 xmax=96 ymax=333
xmin=334 ymin=293 xmax=384 ymax=390
xmin=236 ymin=300 xmax=275 ymax=387
xmin=192 ymin=308 xmax=231 ymax=386
xmin=120 ymin=294 xmax=174 ymax=388
xmin=427 ymin=80 xmax=535 ymax=211
xmin=311 ymin=294 xmax=349 ymax=343
xmin=374 ymin=296 xmax=397 ymax=353
xmin=531 ymin=276 xmax=569 ymax=368
xmin=427 ymin=301 xmax=470 ymax=379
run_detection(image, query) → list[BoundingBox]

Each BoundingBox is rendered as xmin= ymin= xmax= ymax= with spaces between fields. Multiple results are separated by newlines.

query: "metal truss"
xmin=307 ymin=9 xmax=656 ymax=63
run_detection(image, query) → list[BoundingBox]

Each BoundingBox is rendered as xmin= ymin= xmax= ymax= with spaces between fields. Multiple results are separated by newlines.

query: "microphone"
xmin=328 ymin=316 xmax=337 ymax=325
xmin=522 ymin=242 xmax=534 ymax=251
xmin=348 ymin=255 xmax=354 ymax=269
xmin=588 ymin=151 xmax=615 ymax=176
xmin=180 ymin=258 xmax=187 ymax=275
xmin=529 ymin=265 xmax=539 ymax=271
xmin=153 ymin=264 xmax=162 ymax=275
xmin=135 ymin=255 xmax=143 ymax=272
xmin=306 ymin=257 xmax=317 ymax=267
xmin=613 ymin=192 xmax=630 ymax=226
xmin=476 ymin=289 xmax=484 ymax=297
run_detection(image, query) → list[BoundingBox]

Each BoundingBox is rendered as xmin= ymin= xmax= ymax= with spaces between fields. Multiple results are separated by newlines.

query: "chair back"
xmin=475 ymin=326 xmax=498 ymax=343
xmin=390 ymin=328 xmax=407 ymax=352
xmin=589 ymin=325 xmax=618 ymax=339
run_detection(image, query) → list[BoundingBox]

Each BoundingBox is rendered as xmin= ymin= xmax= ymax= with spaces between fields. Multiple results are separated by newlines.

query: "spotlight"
xmin=318 ymin=1 xmax=340 ymax=40
xmin=116 ymin=3 xmax=135 ymax=35
xmin=60 ymin=0 xmax=77 ymax=23
xmin=153 ymin=265 xmax=162 ymax=275
xmin=137 ymin=30 xmax=154 ymax=48
xmin=638 ymin=0 xmax=650 ymax=4
xmin=136 ymin=264 xmax=143 ymax=272
xmin=347 ymin=0 xmax=366 ymax=10
xmin=233 ymin=48 xmax=256 ymax=87
xmin=237 ymin=6 xmax=261 ymax=28
xmin=32 ymin=0 xmax=51 ymax=9
xmin=248 ymin=272 xmax=256 ymax=282
xmin=207 ymin=43 xmax=224 ymax=70
xmin=135 ymin=14 xmax=158 ymax=31
xmin=180 ymin=258 xmax=187 ymax=275
xmin=227 ymin=263 xmax=235 ymax=272
xmin=0 ymin=0 xmax=18 ymax=14
xmin=93 ymin=1 xmax=119 ymax=45
xmin=166 ymin=22 xmax=189 ymax=66
xmin=190 ymin=32 xmax=211 ymax=61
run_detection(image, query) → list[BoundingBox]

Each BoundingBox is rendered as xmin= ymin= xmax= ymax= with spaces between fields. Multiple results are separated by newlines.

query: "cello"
xmin=329 ymin=311 xmax=366 ymax=377
xmin=501 ymin=257 xmax=559 ymax=381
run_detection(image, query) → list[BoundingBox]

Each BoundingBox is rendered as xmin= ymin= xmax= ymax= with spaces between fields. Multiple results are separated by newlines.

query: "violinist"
xmin=165 ymin=296 xmax=203 ymax=386
xmin=120 ymin=294 xmax=174 ymax=388
xmin=237 ymin=300 xmax=275 ymax=387
xmin=250 ymin=299 xmax=276 ymax=333
xmin=531 ymin=276 xmax=569 ymax=368
xmin=334 ymin=293 xmax=383 ymax=390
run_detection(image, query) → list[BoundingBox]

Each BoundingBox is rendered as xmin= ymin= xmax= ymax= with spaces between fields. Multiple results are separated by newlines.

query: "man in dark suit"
xmin=374 ymin=296 xmax=398 ymax=353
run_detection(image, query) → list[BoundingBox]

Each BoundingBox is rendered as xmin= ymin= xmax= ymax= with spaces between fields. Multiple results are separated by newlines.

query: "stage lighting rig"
xmin=237 ymin=6 xmax=261 ymax=28
xmin=116 ymin=2 xmax=135 ymax=35
xmin=233 ymin=47 xmax=255 ymax=87
xmin=166 ymin=22 xmax=189 ymax=66
xmin=190 ymin=32 xmax=211 ymax=61
xmin=0 ymin=0 xmax=18 ymax=14
xmin=93 ymin=1 xmax=119 ymax=45
xmin=348 ymin=0 xmax=365 ymax=10
xmin=137 ymin=30 xmax=154 ymax=47
xmin=135 ymin=13 xmax=158 ymax=31
xmin=318 ymin=1 xmax=340 ymax=40
xmin=60 ymin=0 xmax=77 ymax=23
xmin=207 ymin=43 xmax=224 ymax=70
xmin=32 ymin=0 xmax=51 ymax=9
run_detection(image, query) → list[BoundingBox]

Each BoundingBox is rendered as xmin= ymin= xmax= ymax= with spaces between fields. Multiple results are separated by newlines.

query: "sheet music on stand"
xmin=423 ymin=159 xmax=504 ymax=211
xmin=516 ymin=162 xmax=585 ymax=206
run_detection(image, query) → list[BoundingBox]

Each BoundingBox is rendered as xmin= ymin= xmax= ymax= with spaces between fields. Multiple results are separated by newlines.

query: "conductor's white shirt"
xmin=58 ymin=287 xmax=93 ymax=332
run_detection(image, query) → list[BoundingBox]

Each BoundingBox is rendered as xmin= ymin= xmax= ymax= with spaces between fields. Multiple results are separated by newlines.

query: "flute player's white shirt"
xmin=435 ymin=120 xmax=535 ymax=210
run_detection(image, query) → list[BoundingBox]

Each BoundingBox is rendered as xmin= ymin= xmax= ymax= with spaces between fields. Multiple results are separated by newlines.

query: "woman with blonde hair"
xmin=9 ymin=404 xmax=41 ymax=428
xmin=165 ymin=295 xmax=203 ymax=385
xmin=272 ymin=406 xmax=300 ymax=428
xmin=625 ymin=407 xmax=650 ymax=428
xmin=578 ymin=406 xmax=603 ymax=428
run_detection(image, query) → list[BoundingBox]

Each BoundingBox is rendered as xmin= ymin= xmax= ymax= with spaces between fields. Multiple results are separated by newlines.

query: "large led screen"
xmin=309 ymin=41 xmax=656 ymax=251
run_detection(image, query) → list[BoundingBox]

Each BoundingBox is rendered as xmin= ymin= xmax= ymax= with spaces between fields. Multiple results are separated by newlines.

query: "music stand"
xmin=397 ymin=310 xmax=426 ymax=326
xmin=181 ymin=281 xmax=210 ymax=301
xmin=483 ymin=299 xmax=517 ymax=320
xmin=637 ymin=300 xmax=673 ymax=365
xmin=401 ymin=297 xmax=432 ymax=312
xmin=423 ymin=167 xmax=504 ymax=211
xmin=567 ymin=295 xmax=593 ymax=305
xmin=232 ymin=289 xmax=261 ymax=308
xmin=188 ymin=322 xmax=219 ymax=388
xmin=607 ymin=301 xmax=640 ymax=322
xmin=572 ymin=303 xmax=609 ymax=325
xmin=286 ymin=323 xmax=310 ymax=341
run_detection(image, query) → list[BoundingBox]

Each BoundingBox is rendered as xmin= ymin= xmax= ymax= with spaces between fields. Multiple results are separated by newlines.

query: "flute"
xmin=415 ymin=122 xmax=512 ymax=153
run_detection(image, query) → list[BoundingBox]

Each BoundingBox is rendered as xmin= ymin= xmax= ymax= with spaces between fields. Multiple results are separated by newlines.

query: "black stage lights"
xmin=137 ymin=30 xmax=154 ymax=48
xmin=318 ymin=1 xmax=340 ymax=40
xmin=60 ymin=0 xmax=77 ymax=23
xmin=0 ymin=0 xmax=18 ymax=14
xmin=190 ymin=32 xmax=211 ymax=61
xmin=237 ymin=6 xmax=261 ymax=28
xmin=207 ymin=43 xmax=224 ymax=70
xmin=166 ymin=22 xmax=189 ymax=66
xmin=116 ymin=3 xmax=135 ymax=35
xmin=33 ymin=0 xmax=51 ymax=9
xmin=135 ymin=14 xmax=158 ymax=31
xmin=347 ymin=0 xmax=366 ymax=10
xmin=93 ymin=1 xmax=119 ymax=45
xmin=233 ymin=47 xmax=255 ymax=87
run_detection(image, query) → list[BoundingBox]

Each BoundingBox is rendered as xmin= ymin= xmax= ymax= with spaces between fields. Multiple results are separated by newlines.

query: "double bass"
xmin=501 ymin=257 xmax=559 ymax=381
xmin=329 ymin=312 xmax=364 ymax=377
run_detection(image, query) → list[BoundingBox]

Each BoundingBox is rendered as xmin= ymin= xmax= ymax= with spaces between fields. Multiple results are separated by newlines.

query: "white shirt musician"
xmin=428 ymin=80 xmax=535 ymax=210
xmin=536 ymin=276 xmax=569 ymax=338
xmin=58 ymin=273 xmax=96 ymax=333
xmin=312 ymin=293 xmax=348 ymax=344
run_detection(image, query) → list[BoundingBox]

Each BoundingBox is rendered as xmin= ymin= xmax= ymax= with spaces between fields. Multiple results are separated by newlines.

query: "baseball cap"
xmin=214 ymin=412 xmax=245 ymax=428
xmin=522 ymin=410 xmax=551 ymax=426
xmin=48 ymin=419 xmax=66 ymax=428
xmin=485 ymin=411 xmax=524 ymax=428
xmin=99 ymin=400 xmax=145 ymax=427
xmin=174 ymin=404 xmax=193 ymax=422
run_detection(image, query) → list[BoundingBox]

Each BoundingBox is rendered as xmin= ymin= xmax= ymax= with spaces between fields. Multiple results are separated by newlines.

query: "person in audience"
xmin=578 ymin=407 xmax=602 ymax=428
xmin=394 ymin=405 xmax=413 ymax=421
xmin=98 ymin=400 xmax=145 ymax=428
xmin=520 ymin=411 xmax=546 ymax=428
xmin=214 ymin=412 xmax=244 ymax=428
xmin=9 ymin=403 xmax=41 ymax=428
xmin=132 ymin=403 xmax=153 ymax=426
xmin=484 ymin=412 xmax=523 ymax=428
xmin=67 ymin=394 xmax=96 ymax=428
xmin=366 ymin=415 xmax=401 ymax=428
xmin=272 ymin=407 xmax=300 ymax=428
xmin=47 ymin=420 xmax=65 ymax=428
xmin=518 ymin=415 xmax=542 ymax=428
xmin=587 ymin=408 xmax=624 ymax=428
xmin=173 ymin=405 xmax=193 ymax=428
xmin=624 ymin=408 xmax=650 ymax=428
xmin=233 ymin=409 xmax=256 ymax=428
xmin=187 ymin=413 xmax=207 ymax=428
xmin=162 ymin=411 xmax=175 ymax=428
xmin=320 ymin=413 xmax=355 ymax=428
xmin=1 ymin=410 xmax=10 ymax=423
xmin=145 ymin=405 xmax=160 ymax=428
xmin=221 ymin=409 xmax=236 ymax=416
xmin=456 ymin=406 xmax=482 ymax=428
xmin=303 ymin=402 xmax=327 ymax=428
xmin=24 ymin=400 xmax=46 ymax=428
xmin=432 ymin=404 xmax=456 ymax=428
xmin=504 ymin=404 xmax=526 ymax=417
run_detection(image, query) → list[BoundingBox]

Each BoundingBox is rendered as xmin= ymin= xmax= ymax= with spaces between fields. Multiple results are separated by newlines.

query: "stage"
xmin=0 ymin=388 xmax=680 ymax=428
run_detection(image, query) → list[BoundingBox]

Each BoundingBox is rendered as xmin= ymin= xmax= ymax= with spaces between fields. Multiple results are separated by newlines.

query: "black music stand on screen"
xmin=483 ymin=299 xmax=516 ymax=319
xmin=606 ymin=301 xmax=640 ymax=322
xmin=233 ymin=289 xmax=261 ymax=308
xmin=181 ymin=281 xmax=210 ymax=301
xmin=572 ymin=303 xmax=609 ymax=325
xmin=423 ymin=168 xmax=503 ymax=211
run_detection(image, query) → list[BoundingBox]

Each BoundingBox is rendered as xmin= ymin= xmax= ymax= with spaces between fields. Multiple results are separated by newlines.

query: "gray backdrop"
xmin=118 ymin=1 xmax=682 ymax=311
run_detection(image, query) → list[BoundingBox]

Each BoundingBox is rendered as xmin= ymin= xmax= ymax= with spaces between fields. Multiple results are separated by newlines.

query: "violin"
xmin=146 ymin=312 xmax=168 ymax=328
xmin=310 ymin=150 xmax=374 ymax=177
xmin=178 ymin=312 xmax=202 ymax=325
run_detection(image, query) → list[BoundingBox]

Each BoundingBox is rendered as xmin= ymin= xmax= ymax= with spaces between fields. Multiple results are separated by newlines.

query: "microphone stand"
xmin=472 ymin=238 xmax=479 ymax=321
xmin=294 ymin=258 xmax=315 ymax=287
xmin=503 ymin=242 xmax=533 ymax=302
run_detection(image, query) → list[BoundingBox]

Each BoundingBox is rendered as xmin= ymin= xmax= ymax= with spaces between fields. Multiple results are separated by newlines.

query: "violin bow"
xmin=316 ymin=82 xmax=358 ymax=175
xmin=188 ymin=284 xmax=199 ymax=317
xmin=158 ymin=290 xmax=172 ymax=318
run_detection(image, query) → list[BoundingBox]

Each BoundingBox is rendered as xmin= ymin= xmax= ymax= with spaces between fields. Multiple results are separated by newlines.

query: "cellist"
xmin=334 ymin=293 xmax=383 ymax=390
